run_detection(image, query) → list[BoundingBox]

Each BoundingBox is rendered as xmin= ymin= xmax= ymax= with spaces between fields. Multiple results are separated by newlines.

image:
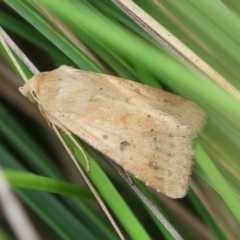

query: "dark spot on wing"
xmin=135 ymin=88 xmax=140 ymax=93
xmin=156 ymin=176 xmax=164 ymax=182
xmin=148 ymin=160 xmax=160 ymax=170
xmin=57 ymin=112 xmax=66 ymax=118
xmin=120 ymin=141 xmax=129 ymax=151
xmin=70 ymin=75 xmax=77 ymax=80
xmin=102 ymin=135 xmax=109 ymax=140
xmin=169 ymin=143 xmax=175 ymax=148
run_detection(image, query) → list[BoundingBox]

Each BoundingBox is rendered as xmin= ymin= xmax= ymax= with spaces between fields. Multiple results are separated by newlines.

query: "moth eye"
xmin=27 ymin=91 xmax=38 ymax=104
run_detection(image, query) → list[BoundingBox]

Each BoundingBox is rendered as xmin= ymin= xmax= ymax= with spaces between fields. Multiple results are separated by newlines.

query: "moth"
xmin=19 ymin=66 xmax=206 ymax=198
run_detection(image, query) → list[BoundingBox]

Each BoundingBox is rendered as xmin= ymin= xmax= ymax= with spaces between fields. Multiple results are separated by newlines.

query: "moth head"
xmin=19 ymin=74 xmax=42 ymax=104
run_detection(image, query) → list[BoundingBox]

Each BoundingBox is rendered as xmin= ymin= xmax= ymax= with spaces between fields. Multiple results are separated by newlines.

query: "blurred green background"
xmin=0 ymin=1 xmax=240 ymax=239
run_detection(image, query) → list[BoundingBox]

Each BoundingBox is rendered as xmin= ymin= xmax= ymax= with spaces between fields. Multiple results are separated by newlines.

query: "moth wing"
xmin=81 ymin=71 xmax=206 ymax=137
xmin=55 ymin=97 xmax=193 ymax=198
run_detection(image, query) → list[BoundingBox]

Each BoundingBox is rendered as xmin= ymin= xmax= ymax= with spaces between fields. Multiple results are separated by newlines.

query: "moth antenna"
xmin=67 ymin=133 xmax=90 ymax=172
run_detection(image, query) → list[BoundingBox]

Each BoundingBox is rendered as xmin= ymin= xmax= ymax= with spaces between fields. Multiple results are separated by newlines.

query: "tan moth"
xmin=19 ymin=66 xmax=206 ymax=199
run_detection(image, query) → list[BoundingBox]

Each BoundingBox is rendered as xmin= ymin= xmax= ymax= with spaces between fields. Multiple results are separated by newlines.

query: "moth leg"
xmin=38 ymin=105 xmax=53 ymax=129
xmin=45 ymin=119 xmax=53 ymax=129
xmin=108 ymin=159 xmax=134 ymax=185
xmin=66 ymin=133 xmax=90 ymax=173
xmin=123 ymin=170 xmax=134 ymax=185
xmin=38 ymin=105 xmax=90 ymax=171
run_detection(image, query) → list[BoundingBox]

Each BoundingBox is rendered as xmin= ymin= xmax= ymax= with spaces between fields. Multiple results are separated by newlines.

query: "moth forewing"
xmin=79 ymin=70 xmax=206 ymax=137
xmin=19 ymin=65 xmax=207 ymax=198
